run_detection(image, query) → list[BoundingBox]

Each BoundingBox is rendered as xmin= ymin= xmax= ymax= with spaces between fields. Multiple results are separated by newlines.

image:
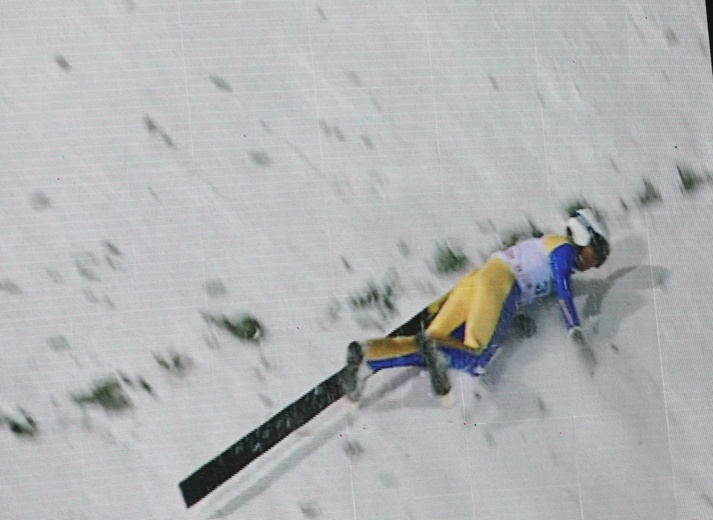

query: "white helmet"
xmin=566 ymin=208 xmax=610 ymax=264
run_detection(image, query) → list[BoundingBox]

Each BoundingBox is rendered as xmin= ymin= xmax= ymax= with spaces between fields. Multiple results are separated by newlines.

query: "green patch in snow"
xmin=203 ymin=312 xmax=264 ymax=343
xmin=433 ymin=244 xmax=469 ymax=273
xmin=154 ymin=350 xmax=194 ymax=376
xmin=637 ymin=179 xmax=662 ymax=206
xmin=1 ymin=408 xmax=38 ymax=437
xmin=72 ymin=377 xmax=132 ymax=412
xmin=677 ymin=164 xmax=711 ymax=194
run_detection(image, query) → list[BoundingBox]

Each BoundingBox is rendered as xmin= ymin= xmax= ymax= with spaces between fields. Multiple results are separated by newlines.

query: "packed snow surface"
xmin=0 ymin=1 xmax=712 ymax=519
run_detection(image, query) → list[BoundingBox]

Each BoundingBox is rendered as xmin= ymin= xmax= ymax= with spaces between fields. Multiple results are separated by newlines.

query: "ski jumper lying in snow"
xmin=341 ymin=208 xmax=611 ymax=402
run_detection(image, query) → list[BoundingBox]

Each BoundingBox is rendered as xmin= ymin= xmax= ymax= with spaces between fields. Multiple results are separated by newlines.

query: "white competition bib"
xmin=493 ymin=238 xmax=552 ymax=305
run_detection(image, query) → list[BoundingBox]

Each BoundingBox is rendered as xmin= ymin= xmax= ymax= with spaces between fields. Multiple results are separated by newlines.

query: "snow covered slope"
xmin=0 ymin=1 xmax=711 ymax=519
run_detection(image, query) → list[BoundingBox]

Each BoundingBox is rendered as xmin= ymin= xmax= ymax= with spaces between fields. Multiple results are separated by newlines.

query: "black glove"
xmin=512 ymin=313 xmax=537 ymax=338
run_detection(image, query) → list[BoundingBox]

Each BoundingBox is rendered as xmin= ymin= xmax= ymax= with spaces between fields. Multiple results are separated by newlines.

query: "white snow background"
xmin=0 ymin=1 xmax=712 ymax=519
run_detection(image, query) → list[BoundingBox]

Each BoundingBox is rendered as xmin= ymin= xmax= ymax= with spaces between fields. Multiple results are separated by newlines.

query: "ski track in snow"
xmin=0 ymin=1 xmax=712 ymax=519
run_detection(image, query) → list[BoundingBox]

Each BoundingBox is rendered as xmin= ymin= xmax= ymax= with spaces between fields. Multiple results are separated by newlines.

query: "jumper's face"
xmin=575 ymin=245 xmax=604 ymax=271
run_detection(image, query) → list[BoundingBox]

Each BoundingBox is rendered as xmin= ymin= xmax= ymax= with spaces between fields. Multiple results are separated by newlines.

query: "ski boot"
xmin=341 ymin=341 xmax=373 ymax=401
xmin=415 ymin=331 xmax=452 ymax=402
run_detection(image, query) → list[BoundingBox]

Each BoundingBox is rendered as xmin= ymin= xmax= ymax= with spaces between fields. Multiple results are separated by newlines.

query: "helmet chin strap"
xmin=575 ymin=246 xmax=594 ymax=270
xmin=576 ymin=250 xmax=585 ymax=270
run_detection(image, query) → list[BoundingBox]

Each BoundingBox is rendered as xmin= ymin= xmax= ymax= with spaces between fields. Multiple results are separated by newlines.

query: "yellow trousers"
xmin=366 ymin=257 xmax=517 ymax=368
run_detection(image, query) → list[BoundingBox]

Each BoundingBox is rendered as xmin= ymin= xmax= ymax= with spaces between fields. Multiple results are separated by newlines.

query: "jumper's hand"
xmin=570 ymin=326 xmax=596 ymax=375
xmin=569 ymin=326 xmax=586 ymax=345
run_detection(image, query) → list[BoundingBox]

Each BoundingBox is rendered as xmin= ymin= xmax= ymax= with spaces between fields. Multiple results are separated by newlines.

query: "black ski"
xmin=179 ymin=303 xmax=436 ymax=508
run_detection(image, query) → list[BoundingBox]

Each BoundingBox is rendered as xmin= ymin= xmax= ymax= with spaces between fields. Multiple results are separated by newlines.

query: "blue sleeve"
xmin=549 ymin=244 xmax=581 ymax=331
